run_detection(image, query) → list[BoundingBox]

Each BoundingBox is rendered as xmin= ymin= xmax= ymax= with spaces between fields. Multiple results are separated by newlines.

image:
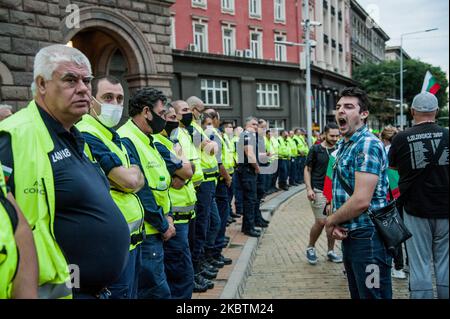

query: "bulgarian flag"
xmin=323 ymin=149 xmax=337 ymax=203
xmin=322 ymin=151 xmax=400 ymax=202
xmin=421 ymin=71 xmax=441 ymax=95
xmin=387 ymin=168 xmax=400 ymax=201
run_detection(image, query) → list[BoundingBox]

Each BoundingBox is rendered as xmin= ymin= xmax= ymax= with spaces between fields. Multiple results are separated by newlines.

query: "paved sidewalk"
xmin=193 ymin=187 xmax=409 ymax=299
xmin=241 ymin=191 xmax=409 ymax=299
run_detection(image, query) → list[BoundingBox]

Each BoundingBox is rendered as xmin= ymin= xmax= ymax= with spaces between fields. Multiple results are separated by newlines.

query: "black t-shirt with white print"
xmin=389 ymin=122 xmax=449 ymax=218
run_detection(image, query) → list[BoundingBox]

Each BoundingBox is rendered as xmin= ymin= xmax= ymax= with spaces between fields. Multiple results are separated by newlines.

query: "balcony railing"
xmin=338 ymin=11 xmax=342 ymax=21
xmin=338 ymin=43 xmax=343 ymax=52
xmin=323 ymin=0 xmax=328 ymax=10
xmin=324 ymin=34 xmax=329 ymax=44
xmin=331 ymin=39 xmax=336 ymax=48
xmin=331 ymin=6 xmax=335 ymax=16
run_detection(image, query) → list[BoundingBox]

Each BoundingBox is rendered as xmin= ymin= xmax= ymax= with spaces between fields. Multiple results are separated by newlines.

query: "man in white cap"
xmin=389 ymin=91 xmax=449 ymax=299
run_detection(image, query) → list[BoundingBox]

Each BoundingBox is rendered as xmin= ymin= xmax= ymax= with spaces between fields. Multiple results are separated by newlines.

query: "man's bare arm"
xmin=327 ymin=171 xmax=379 ymax=225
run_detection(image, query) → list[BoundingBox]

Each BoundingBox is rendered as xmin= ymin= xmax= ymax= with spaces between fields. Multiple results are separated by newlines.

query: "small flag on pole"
xmin=421 ymin=71 xmax=441 ymax=95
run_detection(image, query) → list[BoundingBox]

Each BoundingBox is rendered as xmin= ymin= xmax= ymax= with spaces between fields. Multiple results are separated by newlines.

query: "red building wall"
xmin=171 ymin=0 xmax=306 ymax=63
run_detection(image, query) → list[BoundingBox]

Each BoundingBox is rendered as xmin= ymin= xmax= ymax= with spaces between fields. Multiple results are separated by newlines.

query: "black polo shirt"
xmin=237 ymin=130 xmax=258 ymax=169
xmin=0 ymin=105 xmax=130 ymax=291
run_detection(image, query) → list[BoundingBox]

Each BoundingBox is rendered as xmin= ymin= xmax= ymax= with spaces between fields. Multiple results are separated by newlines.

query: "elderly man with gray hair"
xmin=0 ymin=44 xmax=130 ymax=299
xmin=0 ymin=104 xmax=13 ymax=121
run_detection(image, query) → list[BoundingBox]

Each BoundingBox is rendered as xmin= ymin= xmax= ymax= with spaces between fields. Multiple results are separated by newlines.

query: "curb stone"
xmin=220 ymin=184 xmax=306 ymax=299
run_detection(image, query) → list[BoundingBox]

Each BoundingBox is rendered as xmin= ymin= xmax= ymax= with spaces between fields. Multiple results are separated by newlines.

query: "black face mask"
xmin=164 ymin=120 xmax=179 ymax=137
xmin=146 ymin=109 xmax=166 ymax=134
xmin=180 ymin=112 xmax=193 ymax=127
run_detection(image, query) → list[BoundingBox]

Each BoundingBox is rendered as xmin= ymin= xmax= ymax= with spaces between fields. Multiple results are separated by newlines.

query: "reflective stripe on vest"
xmin=172 ymin=204 xmax=196 ymax=213
xmin=117 ymin=120 xmax=171 ymax=234
xmin=76 ymin=115 xmax=144 ymax=249
xmin=0 ymin=100 xmax=71 ymax=298
xmin=152 ymin=133 xmax=197 ymax=224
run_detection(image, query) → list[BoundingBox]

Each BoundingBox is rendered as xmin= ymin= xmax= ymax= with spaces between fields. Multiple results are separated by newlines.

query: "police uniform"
xmin=277 ymin=136 xmax=291 ymax=189
xmin=236 ymin=129 xmax=259 ymax=236
xmin=0 ymin=101 xmax=130 ymax=299
xmin=189 ymin=121 xmax=219 ymax=275
xmin=117 ymin=119 xmax=173 ymax=299
xmin=77 ymin=115 xmax=145 ymax=299
xmin=153 ymin=132 xmax=196 ymax=299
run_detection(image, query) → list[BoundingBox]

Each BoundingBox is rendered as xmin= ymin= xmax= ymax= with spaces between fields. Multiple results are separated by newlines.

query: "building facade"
xmin=170 ymin=0 xmax=356 ymax=130
xmin=385 ymin=46 xmax=411 ymax=61
xmin=312 ymin=0 xmax=351 ymax=78
xmin=0 ymin=0 xmax=175 ymax=119
xmin=350 ymin=0 xmax=389 ymax=69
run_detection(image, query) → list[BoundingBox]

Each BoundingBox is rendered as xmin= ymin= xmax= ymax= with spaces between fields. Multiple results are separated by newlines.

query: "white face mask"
xmin=206 ymin=125 xmax=214 ymax=130
xmin=93 ymin=98 xmax=123 ymax=128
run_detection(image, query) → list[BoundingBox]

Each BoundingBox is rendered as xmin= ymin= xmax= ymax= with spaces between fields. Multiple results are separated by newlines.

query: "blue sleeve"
xmin=82 ymin=132 xmax=123 ymax=176
xmin=154 ymin=142 xmax=183 ymax=176
xmin=121 ymin=137 xmax=169 ymax=234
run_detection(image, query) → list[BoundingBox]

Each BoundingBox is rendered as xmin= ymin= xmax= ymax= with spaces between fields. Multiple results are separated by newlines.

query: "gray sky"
xmin=357 ymin=0 xmax=449 ymax=77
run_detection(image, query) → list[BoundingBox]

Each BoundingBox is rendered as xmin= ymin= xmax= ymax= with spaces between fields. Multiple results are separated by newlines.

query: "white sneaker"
xmin=391 ymin=269 xmax=407 ymax=279
xmin=327 ymin=250 xmax=343 ymax=263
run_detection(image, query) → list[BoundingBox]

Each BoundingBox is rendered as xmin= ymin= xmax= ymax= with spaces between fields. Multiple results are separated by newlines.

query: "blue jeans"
xmin=108 ymin=245 xmax=141 ymax=299
xmin=205 ymin=196 xmax=221 ymax=254
xmin=138 ymin=234 xmax=171 ymax=299
xmin=236 ymin=166 xmax=257 ymax=232
xmin=164 ymin=222 xmax=194 ymax=299
xmin=278 ymin=159 xmax=289 ymax=186
xmin=342 ymin=227 xmax=392 ymax=299
xmin=232 ymin=172 xmax=243 ymax=214
xmin=193 ymin=181 xmax=216 ymax=269
xmin=212 ymin=180 xmax=230 ymax=257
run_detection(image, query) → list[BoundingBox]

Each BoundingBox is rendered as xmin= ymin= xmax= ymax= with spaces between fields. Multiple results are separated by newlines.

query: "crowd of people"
xmin=0 ymin=45 xmax=447 ymax=300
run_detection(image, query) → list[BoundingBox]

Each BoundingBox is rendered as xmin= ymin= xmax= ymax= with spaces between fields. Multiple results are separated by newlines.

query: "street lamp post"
xmin=381 ymin=69 xmax=407 ymax=126
xmin=400 ymin=28 xmax=438 ymax=129
xmin=274 ymin=0 xmax=320 ymax=147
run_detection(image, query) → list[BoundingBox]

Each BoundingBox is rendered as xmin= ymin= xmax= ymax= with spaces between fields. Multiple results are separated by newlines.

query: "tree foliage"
xmin=353 ymin=59 xmax=448 ymax=123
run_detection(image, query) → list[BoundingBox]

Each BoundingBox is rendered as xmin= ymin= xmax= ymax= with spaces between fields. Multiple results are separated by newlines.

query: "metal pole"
xmin=305 ymin=0 xmax=312 ymax=147
xmin=400 ymin=35 xmax=404 ymax=130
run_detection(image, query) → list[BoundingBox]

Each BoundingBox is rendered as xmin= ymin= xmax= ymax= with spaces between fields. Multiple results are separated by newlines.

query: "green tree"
xmin=353 ymin=59 xmax=448 ymax=125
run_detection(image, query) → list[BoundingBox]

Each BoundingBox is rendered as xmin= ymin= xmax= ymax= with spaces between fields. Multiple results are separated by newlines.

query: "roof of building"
xmin=385 ymin=46 xmax=411 ymax=60
xmin=350 ymin=0 xmax=390 ymax=41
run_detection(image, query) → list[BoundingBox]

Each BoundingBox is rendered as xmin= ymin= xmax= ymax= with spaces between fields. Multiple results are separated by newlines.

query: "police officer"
xmin=171 ymin=100 xmax=212 ymax=292
xmin=186 ymin=97 xmax=220 ymax=287
xmin=0 ymin=164 xmax=38 ymax=299
xmin=236 ymin=117 xmax=261 ymax=237
xmin=277 ymin=130 xmax=291 ymax=191
xmin=152 ymin=105 xmax=197 ymax=298
xmin=287 ymin=130 xmax=299 ymax=186
xmin=204 ymin=109 xmax=234 ymax=266
xmin=295 ymin=128 xmax=309 ymax=183
xmin=0 ymin=45 xmax=130 ymax=299
xmin=117 ymin=87 xmax=176 ymax=299
xmin=77 ymin=75 xmax=146 ymax=299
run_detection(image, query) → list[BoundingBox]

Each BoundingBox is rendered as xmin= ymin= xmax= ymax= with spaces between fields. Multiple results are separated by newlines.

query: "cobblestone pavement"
xmin=241 ymin=191 xmax=409 ymax=299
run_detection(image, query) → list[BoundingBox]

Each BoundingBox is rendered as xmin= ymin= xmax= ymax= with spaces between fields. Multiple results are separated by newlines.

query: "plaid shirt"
xmin=332 ymin=125 xmax=389 ymax=231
